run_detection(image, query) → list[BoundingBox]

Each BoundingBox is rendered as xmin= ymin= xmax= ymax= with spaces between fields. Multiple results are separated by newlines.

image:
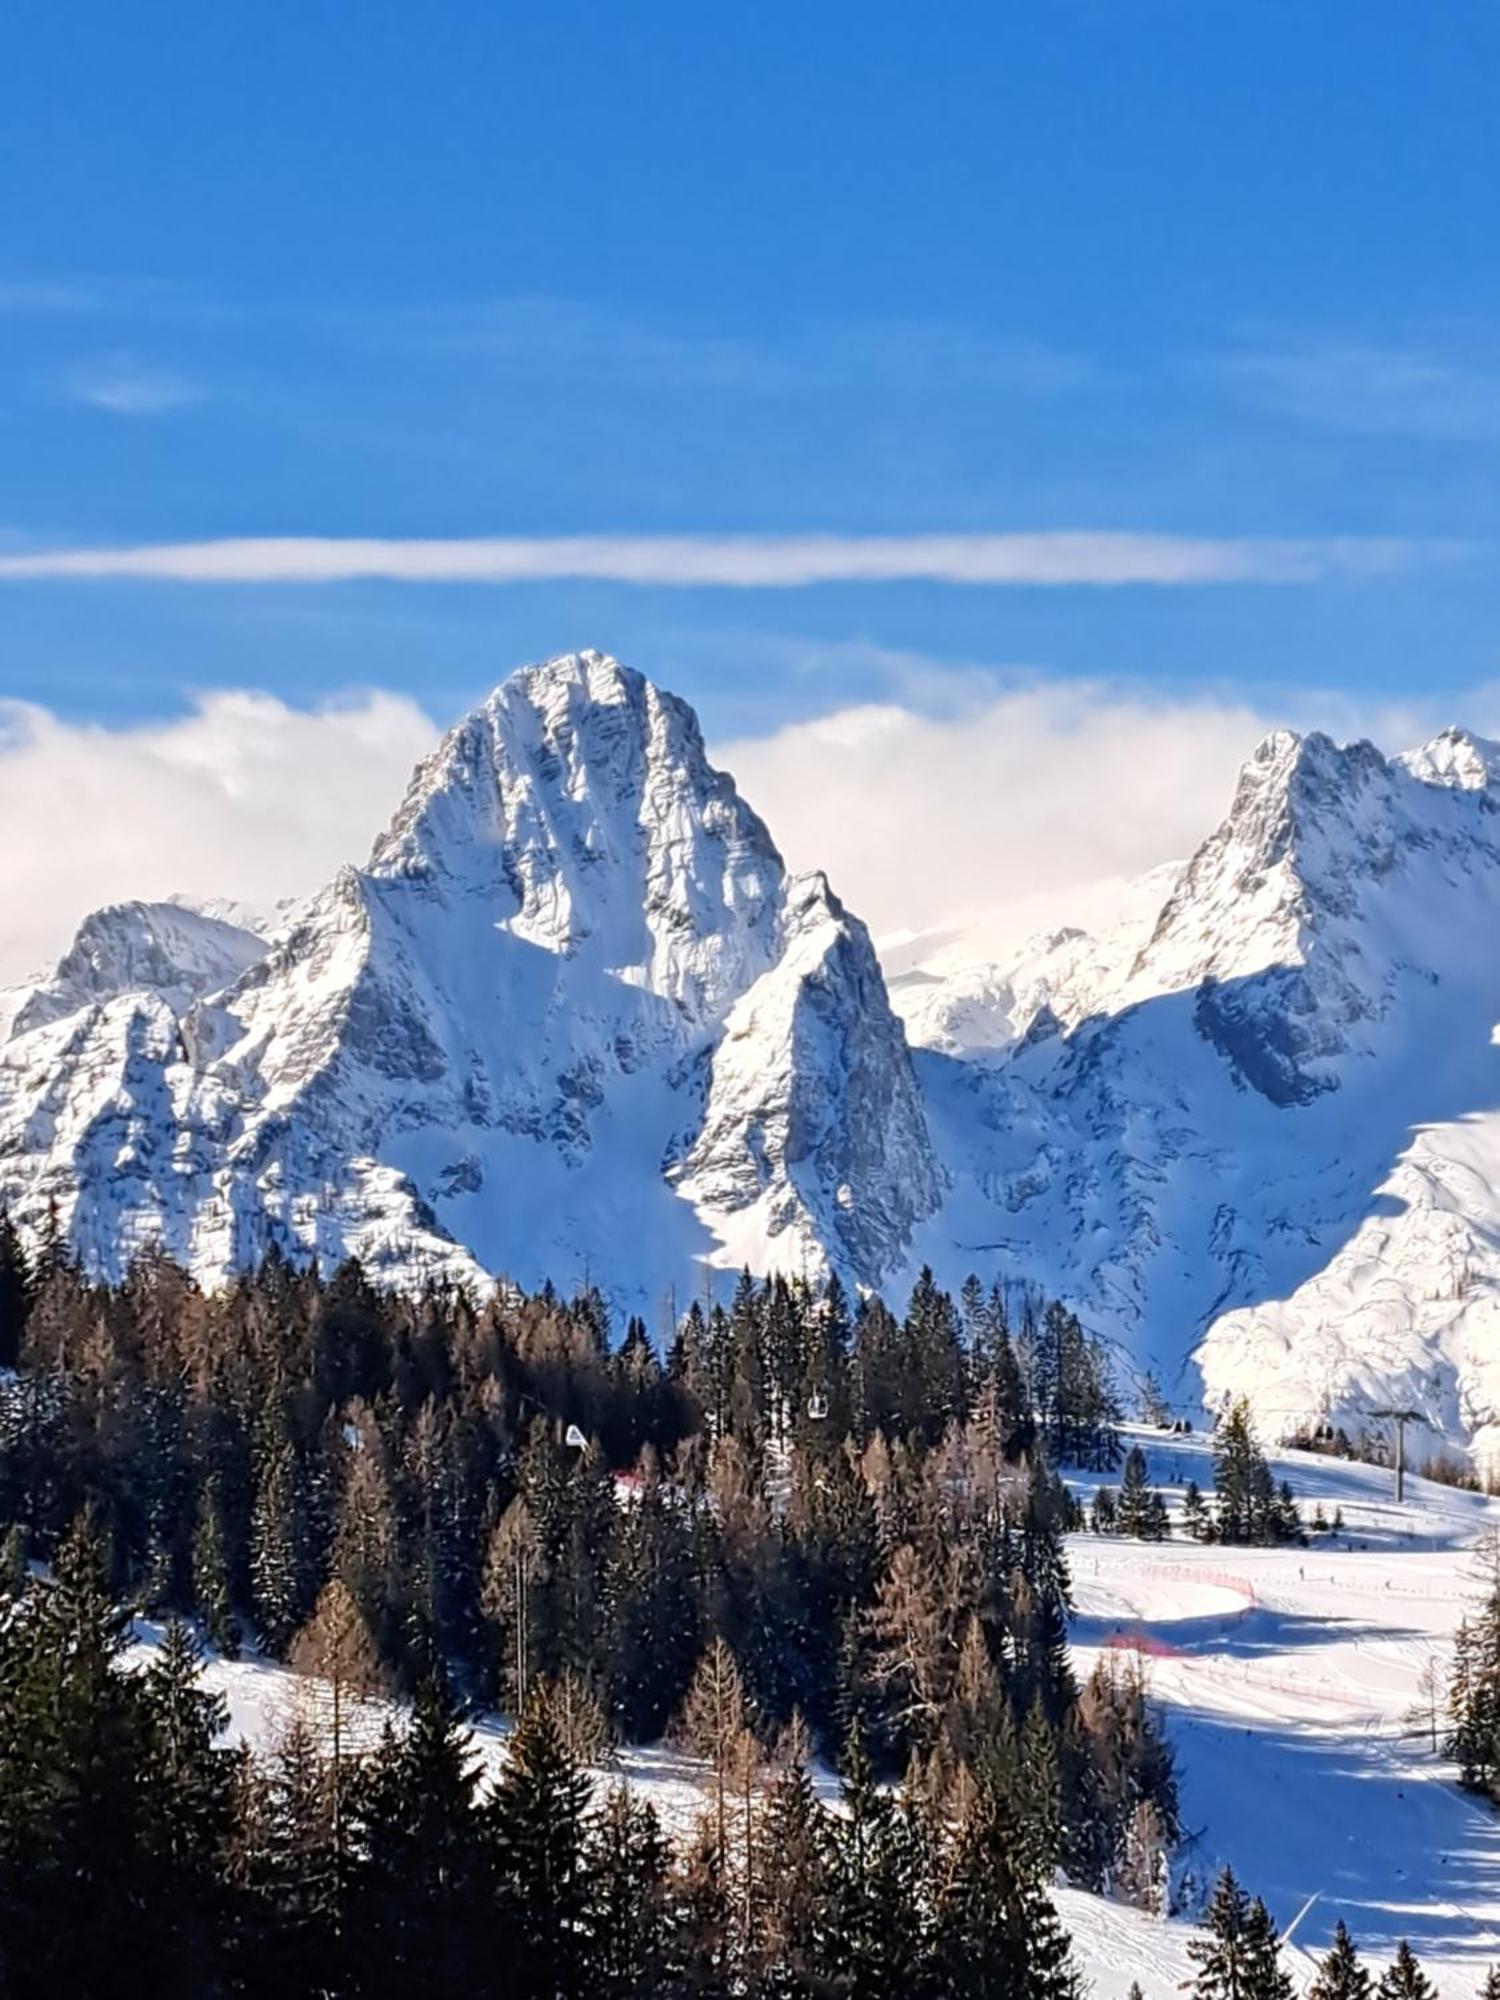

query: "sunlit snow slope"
xmin=897 ymin=726 xmax=1500 ymax=1467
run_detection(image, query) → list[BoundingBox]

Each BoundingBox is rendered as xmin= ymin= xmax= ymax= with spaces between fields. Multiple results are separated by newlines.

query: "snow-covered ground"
xmin=131 ymin=1427 xmax=1500 ymax=1994
xmin=1062 ymin=1428 xmax=1500 ymax=1994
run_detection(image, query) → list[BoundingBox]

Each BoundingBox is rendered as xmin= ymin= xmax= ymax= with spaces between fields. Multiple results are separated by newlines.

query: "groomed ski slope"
xmin=132 ymin=1427 xmax=1500 ymax=1995
xmin=1061 ymin=1427 xmax=1500 ymax=1993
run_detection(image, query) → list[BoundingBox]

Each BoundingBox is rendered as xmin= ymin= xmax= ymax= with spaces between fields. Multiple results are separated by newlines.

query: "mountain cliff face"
xmin=0 ymin=653 xmax=938 ymax=1302
xmin=897 ymin=723 xmax=1500 ymax=1466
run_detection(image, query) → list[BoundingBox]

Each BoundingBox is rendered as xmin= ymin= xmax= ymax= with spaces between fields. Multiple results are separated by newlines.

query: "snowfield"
xmin=128 ymin=1428 xmax=1500 ymax=1995
xmin=1061 ymin=1429 xmax=1500 ymax=1993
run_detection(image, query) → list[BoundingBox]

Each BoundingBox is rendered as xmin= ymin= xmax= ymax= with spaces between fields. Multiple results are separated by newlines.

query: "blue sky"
xmin=3 ymin=1 xmax=1500 ymax=745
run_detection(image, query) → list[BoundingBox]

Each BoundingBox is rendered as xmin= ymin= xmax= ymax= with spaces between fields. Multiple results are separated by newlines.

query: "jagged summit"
xmin=896 ymin=717 xmax=1500 ymax=1465
xmin=0 ymin=653 xmax=937 ymax=1304
xmin=369 ymin=652 xmax=785 ymax=1024
xmin=10 ymin=898 xmax=266 ymax=1038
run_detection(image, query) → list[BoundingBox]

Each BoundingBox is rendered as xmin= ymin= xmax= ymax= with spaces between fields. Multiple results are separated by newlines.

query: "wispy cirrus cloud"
xmin=62 ymin=353 xmax=208 ymax=416
xmin=1216 ymin=331 xmax=1500 ymax=443
xmin=0 ymin=530 xmax=1441 ymax=588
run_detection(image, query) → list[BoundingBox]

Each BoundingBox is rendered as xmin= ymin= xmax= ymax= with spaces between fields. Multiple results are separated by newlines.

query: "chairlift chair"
xmin=807 ymin=1391 xmax=829 ymax=1422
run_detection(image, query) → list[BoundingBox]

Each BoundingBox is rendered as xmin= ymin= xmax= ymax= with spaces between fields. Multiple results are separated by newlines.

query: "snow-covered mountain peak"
xmin=369 ymin=651 xmax=783 ymax=1025
xmin=0 ymin=654 xmax=936 ymax=1301
xmin=8 ymin=898 xmax=267 ymax=1040
xmin=1397 ymin=722 xmax=1500 ymax=793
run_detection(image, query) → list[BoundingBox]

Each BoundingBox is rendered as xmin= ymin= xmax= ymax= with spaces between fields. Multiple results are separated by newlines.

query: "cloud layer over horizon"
xmin=4 ymin=665 xmax=1491 ymax=988
xmin=0 ymin=689 xmax=436 ymax=981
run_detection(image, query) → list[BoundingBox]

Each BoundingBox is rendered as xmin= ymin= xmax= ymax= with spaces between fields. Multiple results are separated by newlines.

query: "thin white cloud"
xmin=64 ymin=355 xmax=207 ymax=416
xmin=0 ymin=530 xmax=1435 ymax=587
xmin=1217 ymin=333 xmax=1500 ymax=443
xmin=0 ymin=690 xmax=437 ymax=983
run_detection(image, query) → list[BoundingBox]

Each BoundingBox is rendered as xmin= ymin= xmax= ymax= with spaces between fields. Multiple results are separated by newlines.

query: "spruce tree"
xmin=139 ymin=1618 xmax=236 ymax=1986
xmin=249 ymin=1423 xmax=302 ymax=1654
xmin=350 ymin=1673 xmax=487 ymax=1998
xmin=1117 ymin=1445 xmax=1154 ymax=1538
xmin=1308 ymin=1920 xmax=1374 ymax=2000
xmin=227 ymin=1715 xmax=340 ymax=1994
xmin=587 ymin=1784 xmax=677 ymax=1998
xmin=674 ymin=1816 xmax=735 ymax=1998
xmin=754 ymin=1743 xmax=833 ymax=1996
xmin=1377 ymin=1941 xmax=1437 ymax=2000
xmin=192 ymin=1471 xmax=241 ymax=1657
xmin=932 ymin=1769 xmax=1080 ymax=2000
xmin=1243 ymin=1895 xmax=1295 ymax=2000
xmin=488 ymin=1686 xmax=594 ymax=1998
xmin=0 ymin=1209 xmax=32 ymax=1370
xmin=822 ymin=1724 xmax=930 ymax=1999
xmin=1014 ymin=1698 xmax=1065 ymax=1881
xmin=1189 ymin=1869 xmax=1293 ymax=2000
xmin=0 ymin=1512 xmax=159 ymax=1991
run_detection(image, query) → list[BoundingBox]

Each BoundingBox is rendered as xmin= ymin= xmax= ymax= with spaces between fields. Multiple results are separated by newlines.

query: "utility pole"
xmin=1369 ymin=1407 xmax=1422 ymax=1505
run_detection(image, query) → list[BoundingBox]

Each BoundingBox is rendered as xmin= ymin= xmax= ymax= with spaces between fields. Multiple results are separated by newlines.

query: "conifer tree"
xmin=0 ymin=1208 xmax=32 ymax=1370
xmin=1014 ymin=1697 xmax=1065 ymax=1881
xmin=249 ymin=1421 xmax=302 ymax=1654
xmin=331 ymin=1406 xmax=401 ymax=1654
xmin=1242 ymin=1894 xmax=1294 ymax=1999
xmin=350 ymin=1673 xmax=487 ymax=1998
xmin=674 ymin=1816 xmax=735 ymax=1998
xmin=0 ymin=1511 xmax=159 ymax=1990
xmin=754 ymin=1739 xmax=833 ymax=1996
xmin=1377 ymin=1941 xmax=1437 ymax=2000
xmin=674 ymin=1635 xmax=756 ymax=1866
xmin=1308 ymin=1920 xmax=1374 ymax=2000
xmin=932 ymin=1769 xmax=1081 ymax=2000
xmin=192 ymin=1471 xmax=241 ymax=1657
xmin=139 ymin=1618 xmax=236 ymax=1983
xmin=1117 ymin=1445 xmax=1154 ymax=1538
xmin=822 ymin=1724 xmax=930 ymax=1999
xmin=488 ymin=1686 xmax=594 ymax=1998
xmin=1189 ymin=1869 xmax=1293 ymax=2000
xmin=1212 ymin=1401 xmax=1295 ymax=1547
xmin=227 ymin=1715 xmax=340 ymax=1993
xmin=605 ymin=1451 xmax=701 ymax=1740
xmin=587 ymin=1784 xmax=677 ymax=1998
xmin=287 ymin=1574 xmax=391 ymax=1896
